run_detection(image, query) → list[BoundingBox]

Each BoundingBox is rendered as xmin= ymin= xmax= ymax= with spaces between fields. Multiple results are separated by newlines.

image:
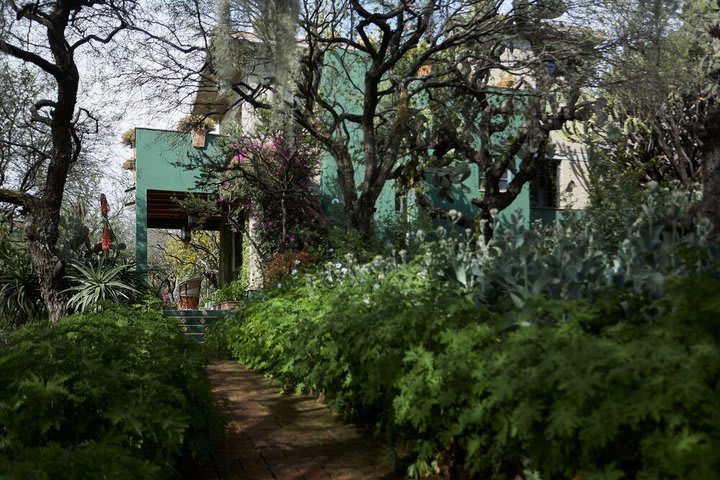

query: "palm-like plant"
xmin=64 ymin=260 xmax=140 ymax=312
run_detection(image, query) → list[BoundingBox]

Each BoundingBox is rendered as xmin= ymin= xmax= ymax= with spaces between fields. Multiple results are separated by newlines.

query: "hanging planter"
xmin=121 ymin=157 xmax=136 ymax=181
xmin=191 ymin=128 xmax=207 ymax=148
xmin=177 ymin=115 xmax=216 ymax=149
xmin=120 ymin=129 xmax=137 ymax=181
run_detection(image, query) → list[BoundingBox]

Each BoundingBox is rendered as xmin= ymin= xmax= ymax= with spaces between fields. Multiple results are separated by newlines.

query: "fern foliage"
xmin=0 ymin=304 xmax=223 ymax=479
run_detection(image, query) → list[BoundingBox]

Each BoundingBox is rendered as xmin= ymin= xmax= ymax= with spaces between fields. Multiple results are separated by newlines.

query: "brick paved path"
xmin=193 ymin=360 xmax=398 ymax=480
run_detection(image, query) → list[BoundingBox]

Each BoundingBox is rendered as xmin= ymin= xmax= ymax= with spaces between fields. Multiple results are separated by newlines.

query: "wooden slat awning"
xmin=146 ymin=189 xmax=224 ymax=230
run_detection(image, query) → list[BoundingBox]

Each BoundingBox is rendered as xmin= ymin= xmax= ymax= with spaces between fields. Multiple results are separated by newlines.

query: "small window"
xmin=479 ymin=169 xmax=510 ymax=194
xmin=498 ymin=170 xmax=509 ymax=193
xmin=530 ymin=160 xmax=560 ymax=208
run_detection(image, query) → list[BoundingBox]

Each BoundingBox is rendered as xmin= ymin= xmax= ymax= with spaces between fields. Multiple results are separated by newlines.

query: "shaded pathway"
xmin=193 ymin=360 xmax=398 ymax=480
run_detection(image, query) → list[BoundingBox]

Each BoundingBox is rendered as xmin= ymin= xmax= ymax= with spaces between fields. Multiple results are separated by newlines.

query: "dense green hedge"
xmin=0 ymin=304 xmax=223 ymax=479
xmin=209 ymin=197 xmax=720 ymax=479
xmin=213 ymin=270 xmax=720 ymax=478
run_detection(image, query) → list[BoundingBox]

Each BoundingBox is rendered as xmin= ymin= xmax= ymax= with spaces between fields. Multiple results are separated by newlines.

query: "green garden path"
xmin=193 ymin=360 xmax=398 ymax=480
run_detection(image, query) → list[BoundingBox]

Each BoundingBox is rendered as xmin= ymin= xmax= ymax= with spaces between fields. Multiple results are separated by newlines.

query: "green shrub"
xmin=0 ymin=223 xmax=43 ymax=326
xmin=203 ymin=314 xmax=243 ymax=359
xmin=210 ymin=277 xmax=248 ymax=303
xmin=0 ymin=304 xmax=223 ymax=479
xmin=214 ymin=193 xmax=720 ymax=478
xmin=394 ymin=279 xmax=720 ymax=478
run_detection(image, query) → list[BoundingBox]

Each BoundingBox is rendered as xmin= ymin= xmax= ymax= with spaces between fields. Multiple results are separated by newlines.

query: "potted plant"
xmin=177 ymin=115 xmax=216 ymax=148
xmin=120 ymin=129 xmax=136 ymax=180
xmin=121 ymin=128 xmax=136 ymax=148
xmin=121 ymin=158 xmax=135 ymax=171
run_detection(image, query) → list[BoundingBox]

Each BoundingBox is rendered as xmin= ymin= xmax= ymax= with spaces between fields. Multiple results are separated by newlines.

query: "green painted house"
xmin=132 ymin=49 xmax=590 ymax=287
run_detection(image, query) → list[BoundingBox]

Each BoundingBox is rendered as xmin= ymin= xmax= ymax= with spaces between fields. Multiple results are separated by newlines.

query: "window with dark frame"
xmin=478 ymin=169 xmax=509 ymax=196
xmin=530 ymin=159 xmax=560 ymax=209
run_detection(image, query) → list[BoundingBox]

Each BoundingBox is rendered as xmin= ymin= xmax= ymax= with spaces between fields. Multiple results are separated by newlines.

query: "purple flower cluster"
xmin=222 ymin=131 xmax=320 ymax=252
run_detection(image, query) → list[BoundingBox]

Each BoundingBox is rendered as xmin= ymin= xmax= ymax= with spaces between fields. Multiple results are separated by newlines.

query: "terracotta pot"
xmin=191 ymin=129 xmax=207 ymax=148
xmin=218 ymin=301 xmax=240 ymax=311
xmin=179 ymin=295 xmax=200 ymax=309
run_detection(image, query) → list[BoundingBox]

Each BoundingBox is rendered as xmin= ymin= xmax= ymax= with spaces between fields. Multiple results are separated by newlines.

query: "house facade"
xmin=132 ymin=44 xmax=590 ymax=287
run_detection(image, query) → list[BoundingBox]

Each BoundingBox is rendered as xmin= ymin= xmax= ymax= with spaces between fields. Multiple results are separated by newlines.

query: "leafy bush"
xmin=203 ymin=314 xmax=243 ymax=359
xmin=0 ymin=254 xmax=43 ymax=326
xmin=394 ymin=279 xmax=720 ymax=478
xmin=213 ymin=192 xmax=720 ymax=478
xmin=209 ymin=278 xmax=248 ymax=304
xmin=0 ymin=304 xmax=223 ymax=478
xmin=264 ymin=250 xmax=317 ymax=286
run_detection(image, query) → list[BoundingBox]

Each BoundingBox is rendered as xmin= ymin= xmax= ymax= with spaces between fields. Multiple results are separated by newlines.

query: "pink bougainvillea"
xmin=219 ymin=131 xmax=325 ymax=255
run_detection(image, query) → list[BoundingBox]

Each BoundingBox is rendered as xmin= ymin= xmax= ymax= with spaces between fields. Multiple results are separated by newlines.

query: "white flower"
xmin=277 ymin=282 xmax=283 ymax=289
xmin=331 ymin=198 xmax=340 ymax=205
xmin=341 ymin=267 xmax=348 ymax=275
xmin=335 ymin=262 xmax=342 ymax=269
xmin=294 ymin=259 xmax=301 ymax=265
xmin=291 ymin=269 xmax=298 ymax=276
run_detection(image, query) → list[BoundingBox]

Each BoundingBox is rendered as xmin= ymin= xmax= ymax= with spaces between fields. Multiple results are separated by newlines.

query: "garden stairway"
xmin=164 ymin=309 xmax=227 ymax=342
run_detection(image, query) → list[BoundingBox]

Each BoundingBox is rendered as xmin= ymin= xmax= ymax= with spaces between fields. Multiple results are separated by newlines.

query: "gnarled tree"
xmin=0 ymin=0 xmax=136 ymax=322
xmin=219 ymin=0 xmax=525 ymax=236
xmin=212 ymin=0 xmax=620 ymax=236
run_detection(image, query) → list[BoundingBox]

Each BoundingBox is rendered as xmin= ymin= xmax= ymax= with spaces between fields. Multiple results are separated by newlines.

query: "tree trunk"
xmin=25 ymin=203 xmax=66 ymax=323
xmin=351 ymin=193 xmax=378 ymax=239
xmin=693 ymin=105 xmax=720 ymax=241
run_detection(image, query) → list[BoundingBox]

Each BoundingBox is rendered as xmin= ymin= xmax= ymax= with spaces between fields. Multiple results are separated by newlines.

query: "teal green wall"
xmin=135 ymin=128 xmax=223 ymax=278
xmin=315 ymin=49 xmax=536 ymax=232
xmin=135 ymin=128 xmax=221 ymax=192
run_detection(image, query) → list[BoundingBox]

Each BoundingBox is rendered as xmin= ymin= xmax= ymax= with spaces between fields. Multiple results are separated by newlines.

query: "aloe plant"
xmin=64 ymin=260 xmax=140 ymax=312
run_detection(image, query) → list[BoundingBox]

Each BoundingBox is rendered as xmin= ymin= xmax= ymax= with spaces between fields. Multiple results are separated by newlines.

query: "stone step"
xmin=184 ymin=333 xmax=206 ymax=343
xmin=164 ymin=309 xmax=228 ymax=317
xmin=164 ymin=309 xmax=229 ymax=343
xmin=178 ymin=324 xmax=212 ymax=334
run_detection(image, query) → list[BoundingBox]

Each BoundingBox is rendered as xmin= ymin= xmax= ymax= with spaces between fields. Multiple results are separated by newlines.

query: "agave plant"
xmin=64 ymin=260 xmax=140 ymax=312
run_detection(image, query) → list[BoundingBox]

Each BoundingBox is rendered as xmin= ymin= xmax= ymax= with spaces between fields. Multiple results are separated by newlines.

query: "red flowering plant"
xmin=89 ymin=194 xmax=128 ymax=262
xmin=62 ymin=194 xmax=140 ymax=312
xmin=264 ymin=250 xmax=318 ymax=286
xmin=217 ymin=128 xmax=327 ymax=260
